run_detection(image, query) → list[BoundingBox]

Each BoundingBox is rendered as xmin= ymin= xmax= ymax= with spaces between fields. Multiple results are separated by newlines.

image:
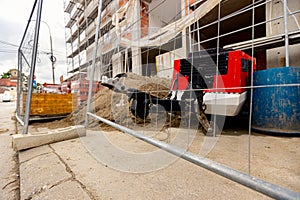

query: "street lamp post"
xmin=31 ymin=20 xmax=56 ymax=84
xmin=41 ymin=20 xmax=56 ymax=84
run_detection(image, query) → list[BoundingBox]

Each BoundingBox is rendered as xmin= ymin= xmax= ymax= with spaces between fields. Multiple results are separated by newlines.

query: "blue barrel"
xmin=252 ymin=67 xmax=300 ymax=135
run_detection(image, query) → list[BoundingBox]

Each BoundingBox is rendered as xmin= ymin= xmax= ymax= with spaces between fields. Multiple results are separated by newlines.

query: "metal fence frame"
xmin=84 ymin=0 xmax=300 ymax=199
xmin=14 ymin=0 xmax=299 ymax=198
xmin=16 ymin=0 xmax=43 ymax=134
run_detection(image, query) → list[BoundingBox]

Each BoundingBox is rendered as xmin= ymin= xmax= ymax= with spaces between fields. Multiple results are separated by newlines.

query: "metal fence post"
xmin=22 ymin=0 xmax=44 ymax=134
xmin=283 ymin=0 xmax=290 ymax=67
xmin=85 ymin=0 xmax=103 ymax=128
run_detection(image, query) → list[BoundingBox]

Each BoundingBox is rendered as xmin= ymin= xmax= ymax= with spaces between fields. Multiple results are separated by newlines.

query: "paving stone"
xmin=32 ymin=180 xmax=91 ymax=200
xmin=20 ymin=152 xmax=71 ymax=200
xmin=19 ymin=145 xmax=53 ymax=163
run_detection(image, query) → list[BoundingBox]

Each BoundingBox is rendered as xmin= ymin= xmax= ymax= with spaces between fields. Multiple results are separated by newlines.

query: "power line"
xmin=0 ymin=39 xmax=65 ymax=56
xmin=0 ymin=50 xmax=17 ymax=53
xmin=0 ymin=40 xmax=19 ymax=47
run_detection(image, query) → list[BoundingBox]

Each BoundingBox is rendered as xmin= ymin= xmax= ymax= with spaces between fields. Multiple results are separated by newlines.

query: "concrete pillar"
xmin=266 ymin=0 xmax=300 ymax=68
xmin=131 ymin=0 xmax=142 ymax=75
xmin=181 ymin=0 xmax=188 ymax=57
xmin=112 ymin=52 xmax=123 ymax=77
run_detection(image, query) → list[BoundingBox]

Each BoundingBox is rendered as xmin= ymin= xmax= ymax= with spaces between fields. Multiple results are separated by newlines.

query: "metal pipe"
xmin=69 ymin=28 xmax=75 ymax=73
xmin=22 ymin=0 xmax=43 ymax=135
xmin=17 ymin=0 xmax=38 ymax=122
xmin=15 ymin=114 xmax=24 ymax=126
xmin=76 ymin=27 xmax=82 ymax=80
xmin=18 ymin=0 xmax=38 ymax=48
xmin=248 ymin=0 xmax=255 ymax=175
xmin=16 ymin=50 xmax=22 ymax=117
xmin=197 ymin=14 xmax=285 ymax=47
xmin=20 ymin=51 xmax=31 ymax=68
xmin=85 ymin=0 xmax=103 ymax=127
xmin=17 ymin=51 xmax=31 ymax=123
xmin=87 ymin=112 xmax=300 ymax=199
xmin=213 ymin=1 xmax=221 ymax=138
xmin=191 ymin=0 xmax=269 ymax=34
xmin=283 ymin=0 xmax=290 ymax=66
xmin=289 ymin=9 xmax=300 ymax=15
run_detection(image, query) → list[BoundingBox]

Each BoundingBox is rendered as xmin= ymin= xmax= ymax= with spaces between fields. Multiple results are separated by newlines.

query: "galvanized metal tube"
xmin=283 ymin=0 xmax=290 ymax=66
xmin=20 ymin=51 xmax=31 ymax=68
xmin=18 ymin=0 xmax=38 ymax=48
xmin=85 ymin=0 xmax=103 ymax=127
xmin=87 ymin=112 xmax=300 ymax=200
xmin=22 ymin=0 xmax=43 ymax=134
xmin=15 ymin=114 xmax=24 ymax=127
xmin=248 ymin=0 xmax=255 ymax=175
xmin=85 ymin=0 xmax=103 ymax=128
xmin=16 ymin=50 xmax=22 ymax=117
xmin=17 ymin=0 xmax=38 ymax=125
xmin=18 ymin=51 xmax=31 ymax=118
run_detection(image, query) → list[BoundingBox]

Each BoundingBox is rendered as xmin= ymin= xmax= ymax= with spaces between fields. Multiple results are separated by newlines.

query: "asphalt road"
xmin=0 ymin=101 xmax=19 ymax=200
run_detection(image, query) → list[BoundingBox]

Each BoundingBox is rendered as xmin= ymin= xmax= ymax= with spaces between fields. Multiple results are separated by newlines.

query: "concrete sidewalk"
xmin=0 ymin=102 xmax=19 ymax=200
xmin=18 ymin=129 xmax=271 ymax=200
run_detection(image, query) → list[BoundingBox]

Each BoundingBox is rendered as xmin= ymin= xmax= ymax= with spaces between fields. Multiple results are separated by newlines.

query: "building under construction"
xmin=62 ymin=0 xmax=300 ymax=134
xmin=63 ymin=0 xmax=300 ymax=80
xmin=13 ymin=1 xmax=300 ymax=198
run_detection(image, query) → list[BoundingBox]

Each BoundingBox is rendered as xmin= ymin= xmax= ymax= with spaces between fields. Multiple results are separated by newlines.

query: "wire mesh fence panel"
xmin=17 ymin=0 xmax=43 ymax=132
xmin=64 ymin=0 xmax=300 ymax=198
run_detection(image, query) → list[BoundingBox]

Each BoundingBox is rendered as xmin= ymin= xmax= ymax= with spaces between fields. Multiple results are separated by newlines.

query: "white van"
xmin=2 ymin=91 xmax=11 ymax=102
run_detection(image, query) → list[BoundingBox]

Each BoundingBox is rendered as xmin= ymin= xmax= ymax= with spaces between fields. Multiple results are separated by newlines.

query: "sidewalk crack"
xmin=49 ymin=144 xmax=96 ymax=200
xmin=19 ymin=151 xmax=53 ymax=164
xmin=2 ymin=179 xmax=17 ymax=190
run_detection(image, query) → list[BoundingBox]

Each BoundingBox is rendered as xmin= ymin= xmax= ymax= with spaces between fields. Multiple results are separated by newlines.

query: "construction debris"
xmin=32 ymin=73 xmax=172 ymax=131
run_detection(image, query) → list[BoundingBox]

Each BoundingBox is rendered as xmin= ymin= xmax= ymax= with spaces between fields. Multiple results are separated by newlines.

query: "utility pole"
xmin=49 ymin=33 xmax=56 ymax=84
xmin=32 ymin=20 xmax=56 ymax=84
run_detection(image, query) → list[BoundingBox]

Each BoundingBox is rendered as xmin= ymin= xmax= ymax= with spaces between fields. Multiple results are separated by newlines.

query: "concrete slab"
xmin=12 ymin=125 xmax=86 ymax=151
xmin=0 ymin=102 xmax=19 ymax=200
xmin=19 ymin=153 xmax=71 ymax=200
xmin=16 ymin=127 xmax=299 ymax=199
xmin=50 ymin=131 xmax=271 ymax=200
xmin=19 ymin=145 xmax=53 ymax=163
xmin=0 ymin=134 xmax=19 ymax=200
xmin=31 ymin=180 xmax=91 ymax=200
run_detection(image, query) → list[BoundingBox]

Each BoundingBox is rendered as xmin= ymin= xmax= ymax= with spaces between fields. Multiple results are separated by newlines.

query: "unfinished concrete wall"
xmin=112 ymin=52 xmax=124 ymax=76
xmin=148 ymin=0 xmax=181 ymax=31
xmin=266 ymin=0 xmax=300 ymax=68
xmin=141 ymin=1 xmax=149 ymax=38
xmin=86 ymin=43 xmax=102 ymax=81
xmin=155 ymin=48 xmax=185 ymax=78
xmin=131 ymin=0 xmax=142 ymax=75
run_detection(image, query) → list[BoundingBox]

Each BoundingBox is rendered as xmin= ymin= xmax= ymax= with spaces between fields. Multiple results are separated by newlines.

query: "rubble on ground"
xmin=32 ymin=73 xmax=172 ymax=131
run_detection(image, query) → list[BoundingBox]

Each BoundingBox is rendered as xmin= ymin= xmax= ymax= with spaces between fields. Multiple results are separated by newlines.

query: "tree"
xmin=1 ymin=71 xmax=11 ymax=79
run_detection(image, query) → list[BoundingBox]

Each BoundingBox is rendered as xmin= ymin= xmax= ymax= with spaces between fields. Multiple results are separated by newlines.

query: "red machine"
xmin=102 ymin=48 xmax=256 ymax=134
xmin=171 ymin=49 xmax=256 ymax=116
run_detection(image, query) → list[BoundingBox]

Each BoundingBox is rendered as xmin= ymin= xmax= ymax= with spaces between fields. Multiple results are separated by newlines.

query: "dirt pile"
xmin=32 ymin=73 xmax=172 ymax=131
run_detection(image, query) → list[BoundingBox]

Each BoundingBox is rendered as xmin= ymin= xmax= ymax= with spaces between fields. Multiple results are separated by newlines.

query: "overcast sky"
xmin=0 ymin=0 xmax=67 ymax=84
